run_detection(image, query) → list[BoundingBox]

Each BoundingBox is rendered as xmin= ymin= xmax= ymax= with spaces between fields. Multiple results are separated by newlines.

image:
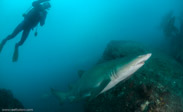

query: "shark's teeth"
xmin=137 ymin=61 xmax=144 ymax=65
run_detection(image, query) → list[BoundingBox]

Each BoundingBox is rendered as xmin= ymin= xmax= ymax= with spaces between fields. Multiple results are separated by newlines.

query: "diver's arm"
xmin=32 ymin=0 xmax=50 ymax=7
xmin=40 ymin=11 xmax=47 ymax=26
xmin=38 ymin=0 xmax=50 ymax=3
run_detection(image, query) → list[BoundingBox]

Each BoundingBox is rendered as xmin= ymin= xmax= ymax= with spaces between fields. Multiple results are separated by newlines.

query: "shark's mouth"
xmin=139 ymin=61 xmax=145 ymax=65
xmin=136 ymin=60 xmax=145 ymax=65
xmin=134 ymin=60 xmax=144 ymax=66
xmin=137 ymin=53 xmax=152 ymax=65
xmin=138 ymin=61 xmax=145 ymax=64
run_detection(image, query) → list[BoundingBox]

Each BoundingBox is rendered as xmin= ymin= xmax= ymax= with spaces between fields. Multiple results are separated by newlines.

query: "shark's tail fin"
xmin=51 ymin=88 xmax=68 ymax=105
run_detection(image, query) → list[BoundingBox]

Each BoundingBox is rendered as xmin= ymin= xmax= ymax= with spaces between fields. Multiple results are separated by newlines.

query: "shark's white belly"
xmin=100 ymin=67 xmax=137 ymax=94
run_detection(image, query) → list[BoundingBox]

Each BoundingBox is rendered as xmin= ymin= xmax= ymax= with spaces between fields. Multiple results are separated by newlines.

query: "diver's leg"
xmin=12 ymin=28 xmax=30 ymax=62
xmin=0 ymin=23 xmax=23 ymax=53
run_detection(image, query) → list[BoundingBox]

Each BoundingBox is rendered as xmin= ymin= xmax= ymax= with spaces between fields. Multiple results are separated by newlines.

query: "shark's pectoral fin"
xmin=89 ymin=78 xmax=110 ymax=101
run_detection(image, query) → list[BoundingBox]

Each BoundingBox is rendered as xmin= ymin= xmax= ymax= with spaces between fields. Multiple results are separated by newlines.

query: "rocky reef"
xmin=84 ymin=40 xmax=183 ymax=112
xmin=0 ymin=89 xmax=24 ymax=111
xmin=98 ymin=40 xmax=149 ymax=63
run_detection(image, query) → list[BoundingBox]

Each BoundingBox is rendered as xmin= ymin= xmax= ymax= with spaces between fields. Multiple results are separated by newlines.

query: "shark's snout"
xmin=136 ymin=53 xmax=152 ymax=66
xmin=142 ymin=53 xmax=152 ymax=62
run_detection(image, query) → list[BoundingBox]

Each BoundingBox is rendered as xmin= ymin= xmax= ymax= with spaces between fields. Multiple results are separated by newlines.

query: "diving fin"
xmin=12 ymin=47 xmax=18 ymax=62
xmin=0 ymin=40 xmax=6 ymax=53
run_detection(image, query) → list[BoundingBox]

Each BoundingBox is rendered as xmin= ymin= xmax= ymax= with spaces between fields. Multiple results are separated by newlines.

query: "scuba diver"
xmin=0 ymin=0 xmax=51 ymax=62
xmin=163 ymin=16 xmax=179 ymax=38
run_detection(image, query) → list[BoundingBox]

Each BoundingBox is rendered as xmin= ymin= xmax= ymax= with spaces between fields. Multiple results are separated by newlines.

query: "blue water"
xmin=0 ymin=0 xmax=182 ymax=112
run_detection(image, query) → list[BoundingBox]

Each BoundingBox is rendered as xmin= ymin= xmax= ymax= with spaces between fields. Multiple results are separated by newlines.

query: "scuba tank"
xmin=22 ymin=0 xmax=50 ymax=37
xmin=22 ymin=6 xmax=32 ymax=17
xmin=23 ymin=5 xmax=39 ymax=37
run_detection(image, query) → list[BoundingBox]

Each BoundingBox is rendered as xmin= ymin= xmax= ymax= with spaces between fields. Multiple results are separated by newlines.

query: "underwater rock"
xmin=0 ymin=89 xmax=24 ymax=111
xmin=98 ymin=40 xmax=149 ymax=63
xmin=84 ymin=40 xmax=183 ymax=112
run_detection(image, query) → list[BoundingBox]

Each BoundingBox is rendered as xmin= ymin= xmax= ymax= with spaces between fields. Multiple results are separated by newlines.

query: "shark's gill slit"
xmin=110 ymin=67 xmax=118 ymax=80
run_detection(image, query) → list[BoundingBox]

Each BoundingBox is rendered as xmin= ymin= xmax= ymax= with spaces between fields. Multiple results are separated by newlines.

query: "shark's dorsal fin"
xmin=78 ymin=70 xmax=85 ymax=78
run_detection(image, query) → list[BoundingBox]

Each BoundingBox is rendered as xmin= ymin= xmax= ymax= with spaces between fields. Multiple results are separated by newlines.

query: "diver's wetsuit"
xmin=0 ymin=0 xmax=50 ymax=61
xmin=1 ymin=1 xmax=47 ymax=49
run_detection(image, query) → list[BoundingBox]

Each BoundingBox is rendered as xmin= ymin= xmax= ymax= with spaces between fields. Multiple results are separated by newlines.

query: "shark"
xmin=51 ymin=53 xmax=152 ymax=104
